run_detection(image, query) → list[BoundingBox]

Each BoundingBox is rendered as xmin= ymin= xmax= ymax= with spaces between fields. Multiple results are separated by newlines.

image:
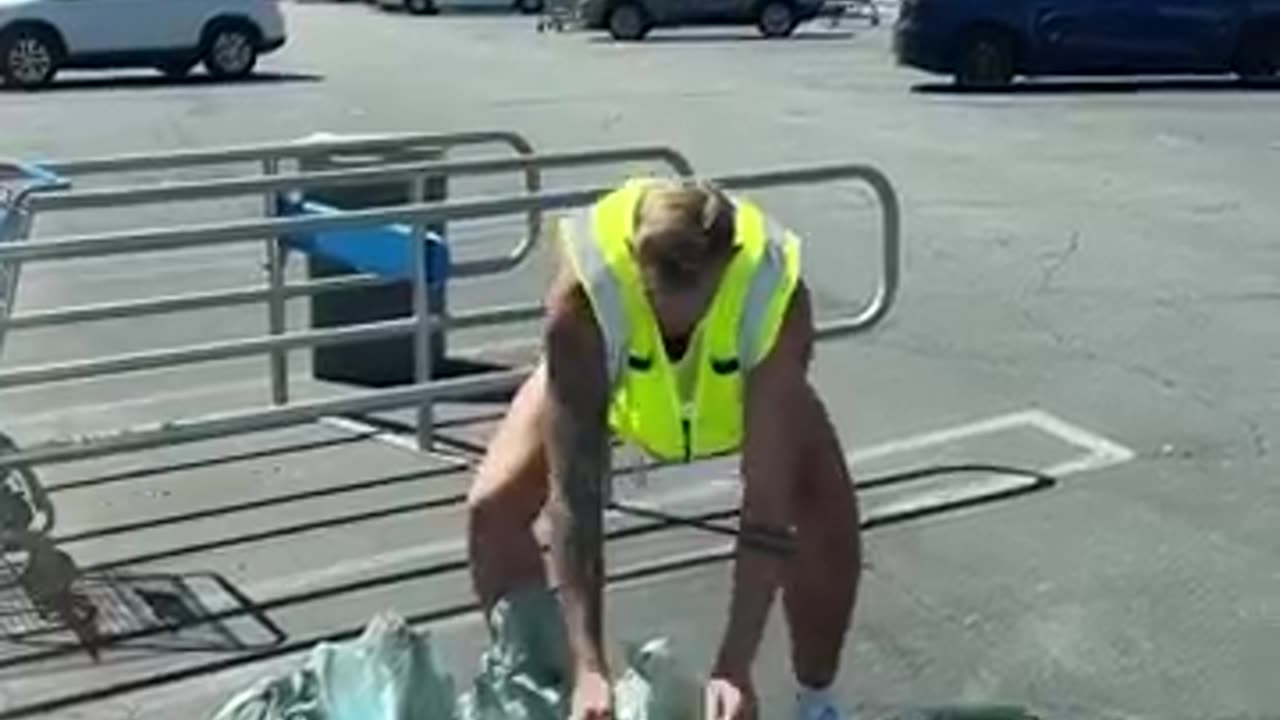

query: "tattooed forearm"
xmin=546 ymin=395 xmax=610 ymax=667
xmin=543 ymin=295 xmax=611 ymax=672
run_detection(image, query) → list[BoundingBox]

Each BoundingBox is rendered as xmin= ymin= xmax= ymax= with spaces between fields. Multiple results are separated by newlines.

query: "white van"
xmin=0 ymin=0 xmax=287 ymax=89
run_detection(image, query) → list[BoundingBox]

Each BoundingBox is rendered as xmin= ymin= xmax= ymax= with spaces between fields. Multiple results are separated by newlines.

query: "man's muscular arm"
xmin=713 ymin=283 xmax=816 ymax=681
xmin=542 ymin=278 xmax=613 ymax=675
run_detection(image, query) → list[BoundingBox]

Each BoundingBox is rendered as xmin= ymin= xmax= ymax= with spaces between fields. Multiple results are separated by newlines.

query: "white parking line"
xmin=1019 ymin=408 xmax=1138 ymax=474
xmin=243 ymin=408 xmax=1136 ymax=602
xmin=0 ymin=378 xmax=272 ymax=426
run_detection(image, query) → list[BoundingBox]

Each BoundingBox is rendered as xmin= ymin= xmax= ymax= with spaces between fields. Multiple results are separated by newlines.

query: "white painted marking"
xmin=0 ymin=378 xmax=278 ymax=426
xmin=846 ymin=410 xmax=1038 ymax=464
xmin=858 ymin=410 xmax=1136 ymax=518
xmin=319 ymin=415 xmax=428 ymax=454
xmin=611 ymin=409 xmax=1138 ymax=513
xmin=1019 ymin=409 xmax=1138 ymax=471
xmin=318 ymin=415 xmax=493 ymax=465
xmin=244 ymin=408 xmax=1136 ymax=603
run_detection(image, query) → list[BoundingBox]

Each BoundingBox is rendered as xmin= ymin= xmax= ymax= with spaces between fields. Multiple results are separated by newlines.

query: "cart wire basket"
xmin=0 ymin=161 xmax=95 ymax=656
xmin=536 ymin=0 xmax=586 ymax=32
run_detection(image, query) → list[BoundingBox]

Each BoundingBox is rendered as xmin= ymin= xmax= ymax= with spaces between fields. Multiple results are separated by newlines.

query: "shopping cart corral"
xmin=820 ymin=0 xmax=881 ymax=26
xmin=0 ymin=132 xmax=1063 ymax=720
xmin=0 ymin=132 xmax=920 ymax=680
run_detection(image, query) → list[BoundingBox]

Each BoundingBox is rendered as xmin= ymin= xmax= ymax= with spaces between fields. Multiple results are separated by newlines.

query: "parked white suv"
xmin=0 ymin=0 xmax=287 ymax=90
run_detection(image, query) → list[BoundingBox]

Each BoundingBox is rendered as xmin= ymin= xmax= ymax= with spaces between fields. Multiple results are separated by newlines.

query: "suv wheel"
xmin=955 ymin=29 xmax=1015 ymax=88
xmin=203 ymin=23 xmax=259 ymax=80
xmin=757 ymin=1 xmax=797 ymax=38
xmin=406 ymin=0 xmax=439 ymax=15
xmin=0 ymin=27 xmax=60 ymax=90
xmin=608 ymin=3 xmax=650 ymax=41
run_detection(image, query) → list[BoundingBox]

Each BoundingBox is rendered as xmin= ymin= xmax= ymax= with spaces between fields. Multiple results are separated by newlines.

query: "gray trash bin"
xmin=296 ymin=144 xmax=450 ymax=389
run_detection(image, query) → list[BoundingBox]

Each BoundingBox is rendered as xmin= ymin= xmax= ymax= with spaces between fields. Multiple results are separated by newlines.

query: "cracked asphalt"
xmin=1 ymin=5 xmax=1279 ymax=719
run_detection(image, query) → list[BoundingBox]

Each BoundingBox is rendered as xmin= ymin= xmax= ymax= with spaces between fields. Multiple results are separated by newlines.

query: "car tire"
xmin=955 ymin=28 xmax=1016 ymax=88
xmin=1231 ymin=26 xmax=1279 ymax=80
xmin=202 ymin=22 xmax=260 ymax=80
xmin=0 ymin=26 xmax=61 ymax=91
xmin=757 ymin=0 xmax=797 ymax=38
xmin=607 ymin=3 xmax=650 ymax=41
xmin=406 ymin=0 xmax=439 ymax=15
xmin=516 ymin=0 xmax=544 ymax=14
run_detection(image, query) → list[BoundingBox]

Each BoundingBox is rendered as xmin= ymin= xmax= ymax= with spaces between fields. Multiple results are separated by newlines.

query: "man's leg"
xmin=467 ymin=362 xmax=553 ymax=608
xmin=783 ymin=382 xmax=862 ymax=692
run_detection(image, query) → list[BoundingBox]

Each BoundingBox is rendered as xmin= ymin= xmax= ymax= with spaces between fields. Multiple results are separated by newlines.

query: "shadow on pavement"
xmin=0 ymin=568 xmax=285 ymax=667
xmin=590 ymin=30 xmax=856 ymax=44
xmin=2 ymin=71 xmax=324 ymax=94
xmin=861 ymin=706 xmax=1041 ymax=719
xmin=379 ymin=4 xmax=535 ymax=15
xmin=913 ymin=77 xmax=1280 ymax=95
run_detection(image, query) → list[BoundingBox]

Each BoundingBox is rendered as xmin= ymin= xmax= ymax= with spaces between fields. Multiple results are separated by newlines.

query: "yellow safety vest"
xmin=559 ymin=179 xmax=802 ymax=463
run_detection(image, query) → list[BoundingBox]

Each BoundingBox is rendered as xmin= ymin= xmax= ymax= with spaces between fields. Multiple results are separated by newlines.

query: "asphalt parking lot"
xmin=2 ymin=4 xmax=1280 ymax=719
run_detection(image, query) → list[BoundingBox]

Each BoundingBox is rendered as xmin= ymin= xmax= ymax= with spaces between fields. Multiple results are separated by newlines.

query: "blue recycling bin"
xmin=277 ymin=194 xmax=452 ymax=389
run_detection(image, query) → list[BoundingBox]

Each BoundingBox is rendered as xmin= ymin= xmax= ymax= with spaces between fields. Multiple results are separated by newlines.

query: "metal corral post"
xmin=410 ymin=176 xmax=435 ymax=450
xmin=263 ymin=156 xmax=290 ymax=405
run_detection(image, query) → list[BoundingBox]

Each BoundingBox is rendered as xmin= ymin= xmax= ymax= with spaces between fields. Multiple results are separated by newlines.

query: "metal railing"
xmin=0 ymin=162 xmax=899 ymax=472
xmin=12 ymin=130 xmax=548 ymax=406
xmin=2 ymin=141 xmax=697 ymax=403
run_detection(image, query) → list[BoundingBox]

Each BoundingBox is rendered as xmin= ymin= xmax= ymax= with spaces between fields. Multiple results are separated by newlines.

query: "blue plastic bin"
xmin=277 ymin=195 xmax=453 ymax=388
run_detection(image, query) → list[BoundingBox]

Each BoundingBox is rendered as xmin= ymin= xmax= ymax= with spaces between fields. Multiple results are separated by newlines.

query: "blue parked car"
xmin=893 ymin=0 xmax=1280 ymax=87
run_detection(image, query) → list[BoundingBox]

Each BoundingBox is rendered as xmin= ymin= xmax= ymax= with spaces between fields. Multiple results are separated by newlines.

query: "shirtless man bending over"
xmin=465 ymin=177 xmax=862 ymax=720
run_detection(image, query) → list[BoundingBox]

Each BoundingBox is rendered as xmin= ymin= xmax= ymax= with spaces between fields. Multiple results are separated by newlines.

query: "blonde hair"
xmin=630 ymin=179 xmax=736 ymax=289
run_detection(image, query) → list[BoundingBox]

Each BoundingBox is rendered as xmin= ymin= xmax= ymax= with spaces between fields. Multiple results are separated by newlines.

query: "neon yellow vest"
xmin=559 ymin=179 xmax=801 ymax=463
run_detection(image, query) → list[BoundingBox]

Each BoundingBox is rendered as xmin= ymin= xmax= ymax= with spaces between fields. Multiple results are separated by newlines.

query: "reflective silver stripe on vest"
xmin=564 ymin=208 xmax=628 ymax=386
xmin=737 ymin=218 xmax=792 ymax=369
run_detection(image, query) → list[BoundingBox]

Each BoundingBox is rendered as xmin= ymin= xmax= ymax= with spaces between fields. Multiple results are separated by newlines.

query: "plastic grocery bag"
xmin=210 ymin=588 xmax=702 ymax=720
xmin=210 ymin=611 xmax=456 ymax=720
xmin=456 ymin=587 xmax=701 ymax=720
xmin=613 ymin=637 xmax=702 ymax=720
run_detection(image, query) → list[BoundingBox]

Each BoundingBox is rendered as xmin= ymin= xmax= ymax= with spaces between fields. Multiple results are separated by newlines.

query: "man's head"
xmin=629 ymin=179 xmax=737 ymax=339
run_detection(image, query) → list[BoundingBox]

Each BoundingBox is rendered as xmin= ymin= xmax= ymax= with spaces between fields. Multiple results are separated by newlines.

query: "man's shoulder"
xmin=544 ymin=266 xmax=602 ymax=349
xmin=752 ymin=279 xmax=814 ymax=375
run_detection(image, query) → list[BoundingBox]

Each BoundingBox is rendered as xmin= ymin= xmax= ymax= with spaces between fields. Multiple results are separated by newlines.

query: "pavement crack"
xmin=1012 ymin=307 xmax=1267 ymax=461
xmin=1036 ymin=231 xmax=1081 ymax=294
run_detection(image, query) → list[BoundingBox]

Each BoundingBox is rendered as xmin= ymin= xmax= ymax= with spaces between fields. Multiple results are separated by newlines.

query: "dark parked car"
xmin=893 ymin=0 xmax=1280 ymax=87
xmin=582 ymin=0 xmax=827 ymax=39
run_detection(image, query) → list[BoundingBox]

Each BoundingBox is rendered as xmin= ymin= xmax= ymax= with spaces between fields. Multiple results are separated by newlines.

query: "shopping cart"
xmin=0 ymin=161 xmax=100 ymax=658
xmin=819 ymin=0 xmax=882 ymax=27
xmin=1 ymin=161 xmax=68 ymax=358
xmin=0 ymin=159 xmax=69 ymax=538
xmin=536 ymin=0 xmax=584 ymax=32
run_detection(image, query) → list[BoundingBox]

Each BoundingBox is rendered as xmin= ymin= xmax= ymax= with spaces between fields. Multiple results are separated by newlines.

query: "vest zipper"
xmin=681 ymin=403 xmax=693 ymax=463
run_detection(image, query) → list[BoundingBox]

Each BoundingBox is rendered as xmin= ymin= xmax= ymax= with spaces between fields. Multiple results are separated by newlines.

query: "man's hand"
xmin=704 ymin=674 xmax=758 ymax=720
xmin=570 ymin=668 xmax=615 ymax=720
